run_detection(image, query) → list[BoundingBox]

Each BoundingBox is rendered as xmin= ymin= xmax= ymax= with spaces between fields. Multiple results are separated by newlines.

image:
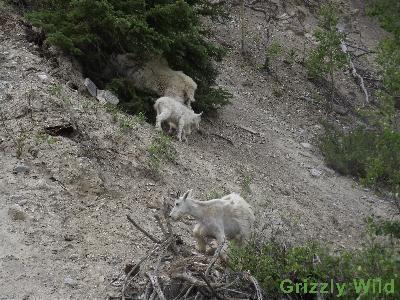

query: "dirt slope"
xmin=0 ymin=1 xmax=397 ymax=299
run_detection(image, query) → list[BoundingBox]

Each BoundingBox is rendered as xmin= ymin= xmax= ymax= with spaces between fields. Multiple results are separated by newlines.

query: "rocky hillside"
xmin=0 ymin=0 xmax=397 ymax=298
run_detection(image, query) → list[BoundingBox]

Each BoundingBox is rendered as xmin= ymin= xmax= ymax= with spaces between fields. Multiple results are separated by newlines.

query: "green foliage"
xmin=367 ymin=0 xmax=400 ymax=40
xmin=230 ymin=228 xmax=400 ymax=299
xmin=367 ymin=216 xmax=400 ymax=240
xmin=266 ymin=40 xmax=282 ymax=61
xmin=263 ymin=40 xmax=283 ymax=73
xmin=368 ymin=0 xmax=400 ymax=128
xmin=106 ymin=78 xmax=156 ymax=119
xmin=239 ymin=170 xmax=253 ymax=198
xmin=319 ymin=123 xmax=400 ymax=197
xmin=206 ymin=189 xmax=228 ymax=200
xmin=306 ymin=4 xmax=347 ymax=81
xmin=147 ymin=132 xmax=177 ymax=169
xmin=25 ymin=0 xmax=231 ymax=116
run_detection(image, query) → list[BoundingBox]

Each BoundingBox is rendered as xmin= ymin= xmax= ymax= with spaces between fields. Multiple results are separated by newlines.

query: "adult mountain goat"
xmin=154 ymin=96 xmax=202 ymax=142
xmin=115 ymin=55 xmax=197 ymax=107
xmin=169 ymin=190 xmax=255 ymax=257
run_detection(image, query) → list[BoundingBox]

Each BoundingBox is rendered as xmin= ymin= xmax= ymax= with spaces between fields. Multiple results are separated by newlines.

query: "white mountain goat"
xmin=169 ymin=190 xmax=255 ymax=258
xmin=115 ymin=55 xmax=197 ymax=107
xmin=154 ymin=96 xmax=202 ymax=142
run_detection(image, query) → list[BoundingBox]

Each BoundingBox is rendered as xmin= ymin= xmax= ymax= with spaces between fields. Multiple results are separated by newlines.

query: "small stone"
xmin=96 ymin=89 xmax=119 ymax=105
xmin=300 ymin=142 xmax=312 ymax=149
xmin=37 ymin=74 xmax=49 ymax=82
xmin=8 ymin=204 xmax=31 ymax=221
xmin=69 ymin=254 xmax=79 ymax=261
xmin=64 ymin=277 xmax=77 ymax=287
xmin=84 ymin=78 xmax=98 ymax=97
xmin=13 ymin=165 xmax=30 ymax=174
xmin=64 ymin=234 xmax=75 ymax=241
xmin=310 ymin=168 xmax=322 ymax=178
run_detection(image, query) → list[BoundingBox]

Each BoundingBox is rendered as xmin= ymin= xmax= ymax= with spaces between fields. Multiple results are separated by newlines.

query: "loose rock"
xmin=96 ymin=89 xmax=119 ymax=105
xmin=37 ymin=74 xmax=49 ymax=82
xmin=300 ymin=142 xmax=312 ymax=149
xmin=310 ymin=168 xmax=323 ymax=178
xmin=8 ymin=204 xmax=31 ymax=221
xmin=13 ymin=165 xmax=30 ymax=174
xmin=64 ymin=277 xmax=77 ymax=287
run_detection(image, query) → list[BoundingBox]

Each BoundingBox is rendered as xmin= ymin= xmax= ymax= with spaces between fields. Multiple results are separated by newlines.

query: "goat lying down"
xmin=154 ymin=96 xmax=202 ymax=142
xmin=170 ymin=190 xmax=255 ymax=258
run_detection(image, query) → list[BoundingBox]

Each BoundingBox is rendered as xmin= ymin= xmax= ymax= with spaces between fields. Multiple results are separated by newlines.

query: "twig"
xmin=172 ymin=272 xmax=223 ymax=288
xmin=313 ymin=254 xmax=324 ymax=300
xmin=143 ymin=280 xmax=153 ymax=300
xmin=345 ymin=43 xmax=376 ymax=54
xmin=163 ymin=198 xmax=174 ymax=236
xmin=194 ymin=292 xmax=202 ymax=300
xmin=121 ymin=238 xmax=172 ymax=300
xmin=199 ymin=273 xmax=223 ymax=300
xmin=337 ymin=25 xmax=369 ymax=105
xmin=205 ymin=240 xmax=226 ymax=277
xmin=154 ymin=214 xmax=169 ymax=239
xmin=244 ymin=272 xmax=263 ymax=300
xmin=182 ymin=285 xmax=195 ymax=299
xmin=237 ymin=125 xmax=259 ymax=135
xmin=126 ymin=214 xmax=162 ymax=244
xmin=210 ymin=133 xmax=234 ymax=145
xmin=147 ymin=272 xmax=167 ymax=300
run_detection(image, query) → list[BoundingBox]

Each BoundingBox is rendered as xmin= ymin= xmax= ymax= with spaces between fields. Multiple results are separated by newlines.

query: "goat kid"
xmin=154 ymin=96 xmax=202 ymax=142
xmin=169 ymin=190 xmax=255 ymax=258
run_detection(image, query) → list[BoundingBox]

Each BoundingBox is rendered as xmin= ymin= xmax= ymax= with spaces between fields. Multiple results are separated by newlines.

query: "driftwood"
xmin=337 ymin=24 xmax=369 ymax=105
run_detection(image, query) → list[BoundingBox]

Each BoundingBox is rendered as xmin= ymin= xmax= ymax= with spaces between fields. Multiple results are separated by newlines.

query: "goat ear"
xmin=198 ymin=112 xmax=203 ymax=116
xmin=182 ymin=189 xmax=192 ymax=200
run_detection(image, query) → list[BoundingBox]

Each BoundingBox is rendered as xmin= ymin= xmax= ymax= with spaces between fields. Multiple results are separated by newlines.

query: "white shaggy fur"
xmin=154 ymin=96 xmax=202 ymax=142
xmin=169 ymin=190 xmax=255 ymax=257
xmin=127 ymin=57 xmax=197 ymax=107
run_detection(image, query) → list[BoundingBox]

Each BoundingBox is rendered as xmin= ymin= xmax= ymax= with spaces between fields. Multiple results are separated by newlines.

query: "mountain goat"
xmin=154 ymin=96 xmax=202 ymax=142
xmin=169 ymin=190 xmax=255 ymax=258
xmin=116 ymin=55 xmax=197 ymax=107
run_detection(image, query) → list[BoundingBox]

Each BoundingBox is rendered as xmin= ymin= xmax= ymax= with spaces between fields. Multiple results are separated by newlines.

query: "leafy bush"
xmin=306 ymin=4 xmax=347 ymax=104
xmin=147 ymin=133 xmax=177 ymax=169
xmin=367 ymin=216 xmax=400 ymax=240
xmin=230 ymin=226 xmax=400 ymax=299
xmin=263 ymin=40 xmax=283 ymax=73
xmin=368 ymin=0 xmax=400 ymax=121
xmin=320 ymin=123 xmax=400 ymax=197
xmin=25 ymin=0 xmax=231 ymax=117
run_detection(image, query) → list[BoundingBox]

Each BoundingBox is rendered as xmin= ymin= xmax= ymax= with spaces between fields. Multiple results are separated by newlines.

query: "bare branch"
xmin=126 ymin=214 xmax=162 ymax=244
xmin=147 ymin=272 xmax=167 ymax=300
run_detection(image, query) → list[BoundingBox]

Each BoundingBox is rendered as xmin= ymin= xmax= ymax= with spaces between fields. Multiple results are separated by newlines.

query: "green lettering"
xmin=296 ymin=282 xmax=303 ymax=293
xmin=353 ymin=279 xmax=371 ymax=295
xmin=280 ymin=279 xmax=294 ymax=293
xmin=384 ymin=279 xmax=394 ymax=295
xmin=320 ymin=283 xmax=329 ymax=294
xmin=336 ymin=283 xmax=346 ymax=297
xmin=309 ymin=282 xmax=318 ymax=294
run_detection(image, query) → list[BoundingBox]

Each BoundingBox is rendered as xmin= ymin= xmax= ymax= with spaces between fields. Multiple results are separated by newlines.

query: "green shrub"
xmin=263 ymin=40 xmax=283 ymax=73
xmin=230 ymin=227 xmax=400 ymax=299
xmin=320 ymin=123 xmax=400 ymax=197
xmin=25 ymin=0 xmax=231 ymax=116
xmin=367 ymin=216 xmax=400 ymax=240
xmin=147 ymin=132 xmax=177 ymax=169
xmin=305 ymin=4 xmax=347 ymax=104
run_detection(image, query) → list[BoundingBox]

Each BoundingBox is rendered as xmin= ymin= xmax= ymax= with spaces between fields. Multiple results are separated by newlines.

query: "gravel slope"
xmin=0 ymin=1 xmax=397 ymax=299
